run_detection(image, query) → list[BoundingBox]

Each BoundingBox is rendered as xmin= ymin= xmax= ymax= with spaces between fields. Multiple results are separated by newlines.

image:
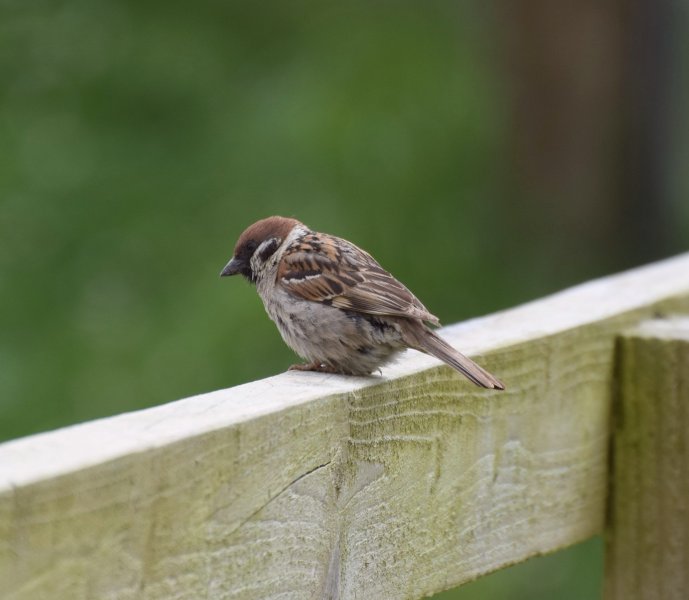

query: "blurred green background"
xmin=1 ymin=1 xmax=687 ymax=598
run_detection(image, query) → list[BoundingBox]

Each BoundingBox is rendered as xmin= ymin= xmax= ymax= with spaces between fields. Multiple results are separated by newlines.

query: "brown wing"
xmin=277 ymin=232 xmax=440 ymax=325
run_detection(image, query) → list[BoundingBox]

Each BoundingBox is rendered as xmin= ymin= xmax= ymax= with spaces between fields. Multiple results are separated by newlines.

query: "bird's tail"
xmin=402 ymin=322 xmax=504 ymax=390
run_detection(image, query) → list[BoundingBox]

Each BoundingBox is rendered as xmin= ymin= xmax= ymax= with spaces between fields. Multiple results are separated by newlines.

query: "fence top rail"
xmin=1 ymin=252 xmax=689 ymax=491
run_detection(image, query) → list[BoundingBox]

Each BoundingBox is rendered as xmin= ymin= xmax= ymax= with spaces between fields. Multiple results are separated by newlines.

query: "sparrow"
xmin=220 ymin=216 xmax=504 ymax=390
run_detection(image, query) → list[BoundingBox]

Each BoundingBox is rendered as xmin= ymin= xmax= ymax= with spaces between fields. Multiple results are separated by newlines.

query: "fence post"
xmin=605 ymin=317 xmax=689 ymax=600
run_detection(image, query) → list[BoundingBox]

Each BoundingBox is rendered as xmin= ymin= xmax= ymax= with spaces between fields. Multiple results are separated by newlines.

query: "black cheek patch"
xmin=258 ymin=238 xmax=281 ymax=262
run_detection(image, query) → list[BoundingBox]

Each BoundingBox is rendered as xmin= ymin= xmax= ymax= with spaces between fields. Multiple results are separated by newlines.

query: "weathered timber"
xmin=1 ymin=253 xmax=689 ymax=599
xmin=605 ymin=317 xmax=689 ymax=600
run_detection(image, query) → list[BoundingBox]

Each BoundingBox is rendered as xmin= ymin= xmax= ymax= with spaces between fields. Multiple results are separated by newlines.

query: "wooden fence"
xmin=1 ymin=253 xmax=688 ymax=599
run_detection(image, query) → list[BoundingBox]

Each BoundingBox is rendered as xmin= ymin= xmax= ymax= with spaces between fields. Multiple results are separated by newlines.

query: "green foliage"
xmin=436 ymin=538 xmax=603 ymax=600
xmin=0 ymin=1 xmax=519 ymax=439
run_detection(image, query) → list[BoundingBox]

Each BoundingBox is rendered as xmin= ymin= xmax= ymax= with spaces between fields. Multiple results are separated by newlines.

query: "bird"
xmin=220 ymin=216 xmax=504 ymax=390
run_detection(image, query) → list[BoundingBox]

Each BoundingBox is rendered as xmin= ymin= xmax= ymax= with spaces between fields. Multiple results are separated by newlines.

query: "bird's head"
xmin=220 ymin=216 xmax=300 ymax=283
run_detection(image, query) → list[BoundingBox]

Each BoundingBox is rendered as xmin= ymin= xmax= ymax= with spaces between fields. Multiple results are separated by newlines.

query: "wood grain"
xmin=1 ymin=253 xmax=689 ymax=599
xmin=605 ymin=317 xmax=689 ymax=600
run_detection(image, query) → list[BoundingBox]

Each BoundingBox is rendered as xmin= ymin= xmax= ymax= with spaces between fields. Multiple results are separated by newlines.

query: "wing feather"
xmin=277 ymin=233 xmax=440 ymax=325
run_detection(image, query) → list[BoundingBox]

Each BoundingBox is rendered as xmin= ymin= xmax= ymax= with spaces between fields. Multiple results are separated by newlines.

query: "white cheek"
xmin=250 ymin=243 xmax=268 ymax=272
xmin=251 ymin=243 xmax=285 ymax=287
xmin=250 ymin=253 xmax=262 ymax=273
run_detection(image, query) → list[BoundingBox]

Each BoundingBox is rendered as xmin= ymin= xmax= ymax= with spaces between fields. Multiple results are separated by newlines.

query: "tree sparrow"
xmin=220 ymin=216 xmax=504 ymax=389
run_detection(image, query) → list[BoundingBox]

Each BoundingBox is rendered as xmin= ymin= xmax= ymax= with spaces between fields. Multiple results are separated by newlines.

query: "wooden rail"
xmin=1 ymin=253 xmax=688 ymax=600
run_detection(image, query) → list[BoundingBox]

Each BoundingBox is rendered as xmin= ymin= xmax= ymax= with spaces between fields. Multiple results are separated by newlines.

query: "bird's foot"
xmin=288 ymin=361 xmax=339 ymax=373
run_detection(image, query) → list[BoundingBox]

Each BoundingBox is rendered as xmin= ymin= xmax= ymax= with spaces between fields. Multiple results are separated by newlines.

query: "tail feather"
xmin=403 ymin=323 xmax=504 ymax=390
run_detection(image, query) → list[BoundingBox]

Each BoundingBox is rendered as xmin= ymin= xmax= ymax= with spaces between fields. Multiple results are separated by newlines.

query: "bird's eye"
xmin=246 ymin=240 xmax=258 ymax=254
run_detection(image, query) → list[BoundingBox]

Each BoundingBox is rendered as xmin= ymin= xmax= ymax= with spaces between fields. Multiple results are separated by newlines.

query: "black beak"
xmin=220 ymin=257 xmax=243 ymax=277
